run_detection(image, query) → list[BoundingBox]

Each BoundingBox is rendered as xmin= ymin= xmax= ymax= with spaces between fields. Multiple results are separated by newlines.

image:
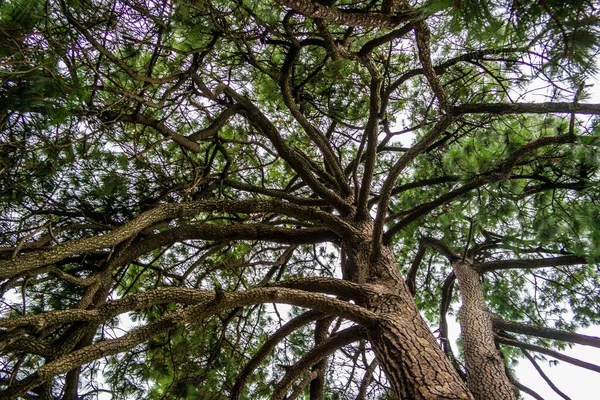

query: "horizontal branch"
xmin=453 ymin=102 xmax=600 ymax=115
xmin=265 ymin=277 xmax=366 ymax=300
xmin=0 ymin=200 xmax=350 ymax=279
xmin=0 ymin=287 xmax=377 ymax=397
xmin=109 ymin=224 xmax=337 ymax=273
xmin=496 ymin=335 xmax=600 ymax=373
xmin=276 ymin=0 xmax=416 ymax=28
xmin=479 ymin=255 xmax=586 ymax=272
xmin=0 ymin=286 xmax=375 ymax=332
xmin=490 ymin=314 xmax=600 ymax=349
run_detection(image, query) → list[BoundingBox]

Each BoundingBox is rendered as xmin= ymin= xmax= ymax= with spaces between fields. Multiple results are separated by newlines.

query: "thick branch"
xmin=479 ymin=255 xmax=586 ymax=272
xmin=0 ymin=288 xmax=376 ymax=398
xmin=453 ymin=102 xmax=600 ymax=115
xmin=0 ymin=200 xmax=350 ymax=279
xmin=276 ymin=0 xmax=416 ymax=28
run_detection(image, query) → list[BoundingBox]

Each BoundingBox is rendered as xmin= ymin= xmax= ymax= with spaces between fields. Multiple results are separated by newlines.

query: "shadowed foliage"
xmin=1 ymin=0 xmax=600 ymax=399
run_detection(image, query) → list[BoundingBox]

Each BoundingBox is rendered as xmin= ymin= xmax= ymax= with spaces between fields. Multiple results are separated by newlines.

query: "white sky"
xmin=514 ymin=71 xmax=600 ymax=400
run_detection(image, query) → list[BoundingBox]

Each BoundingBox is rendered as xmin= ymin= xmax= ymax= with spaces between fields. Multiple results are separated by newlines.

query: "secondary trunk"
xmin=342 ymin=232 xmax=472 ymax=399
xmin=452 ymin=259 xmax=518 ymax=400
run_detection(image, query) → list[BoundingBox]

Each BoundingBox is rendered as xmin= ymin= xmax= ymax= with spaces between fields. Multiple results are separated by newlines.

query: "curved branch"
xmin=275 ymin=0 xmax=416 ymax=28
xmin=0 ymin=200 xmax=351 ymax=279
xmin=0 ymin=288 xmax=376 ymax=398
xmin=265 ymin=277 xmax=366 ymax=301
xmin=271 ymin=326 xmax=368 ymax=400
xmin=231 ymin=311 xmax=324 ymax=400
xmin=188 ymin=105 xmax=243 ymax=142
xmin=0 ymin=287 xmax=376 ymax=333
xmin=108 ymin=224 xmax=338 ymax=274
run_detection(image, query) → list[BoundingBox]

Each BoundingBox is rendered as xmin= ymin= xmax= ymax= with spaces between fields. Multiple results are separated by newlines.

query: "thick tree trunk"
xmin=452 ymin=260 xmax=518 ymax=400
xmin=342 ymin=231 xmax=472 ymax=399
xmin=367 ymin=291 xmax=472 ymax=399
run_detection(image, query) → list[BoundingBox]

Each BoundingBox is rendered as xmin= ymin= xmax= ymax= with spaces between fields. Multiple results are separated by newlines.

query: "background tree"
xmin=1 ymin=0 xmax=600 ymax=399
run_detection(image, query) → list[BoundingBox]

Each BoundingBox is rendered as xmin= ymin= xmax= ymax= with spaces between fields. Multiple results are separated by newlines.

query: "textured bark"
xmin=452 ymin=260 xmax=517 ymax=400
xmin=231 ymin=311 xmax=324 ymax=400
xmin=0 ymin=199 xmax=350 ymax=279
xmin=276 ymin=0 xmax=415 ymax=28
xmin=342 ymin=228 xmax=472 ymax=400
xmin=310 ymin=317 xmax=333 ymax=399
xmin=490 ymin=314 xmax=600 ymax=348
xmin=453 ymin=102 xmax=600 ymax=115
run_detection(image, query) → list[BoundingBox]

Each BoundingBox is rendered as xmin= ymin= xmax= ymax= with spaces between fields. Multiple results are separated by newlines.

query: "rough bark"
xmin=452 ymin=260 xmax=518 ymax=400
xmin=342 ymin=226 xmax=472 ymax=399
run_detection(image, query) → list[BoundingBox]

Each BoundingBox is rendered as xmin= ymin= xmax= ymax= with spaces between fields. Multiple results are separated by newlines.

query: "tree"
xmin=1 ymin=0 xmax=600 ymax=398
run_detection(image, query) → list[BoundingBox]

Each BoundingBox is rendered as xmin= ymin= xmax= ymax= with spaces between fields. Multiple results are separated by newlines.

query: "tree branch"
xmin=496 ymin=335 xmax=600 ymax=373
xmin=271 ymin=326 xmax=368 ymax=400
xmin=479 ymin=255 xmax=586 ymax=272
xmin=453 ymin=102 xmax=600 ymax=115
xmin=275 ymin=0 xmax=416 ymax=28
xmin=490 ymin=314 xmax=600 ymax=349
xmin=230 ymin=311 xmax=324 ymax=400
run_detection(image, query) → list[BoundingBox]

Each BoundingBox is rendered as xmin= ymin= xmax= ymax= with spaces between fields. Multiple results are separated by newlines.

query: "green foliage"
xmin=1 ymin=0 xmax=600 ymax=398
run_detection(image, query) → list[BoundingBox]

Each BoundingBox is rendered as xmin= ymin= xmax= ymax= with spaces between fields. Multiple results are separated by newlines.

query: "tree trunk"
xmin=342 ymin=231 xmax=472 ymax=399
xmin=452 ymin=260 xmax=517 ymax=400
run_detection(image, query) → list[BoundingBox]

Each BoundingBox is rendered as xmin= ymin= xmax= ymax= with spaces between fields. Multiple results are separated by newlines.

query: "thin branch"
xmin=513 ymin=381 xmax=544 ymax=400
xmin=496 ymin=335 xmax=600 ymax=373
xmin=231 ymin=311 xmax=324 ymax=400
xmin=0 ymin=199 xmax=351 ymax=280
xmin=373 ymin=116 xmax=455 ymax=253
xmin=490 ymin=314 xmax=600 ymax=349
xmin=522 ymin=349 xmax=571 ymax=400
xmin=271 ymin=326 xmax=368 ymax=400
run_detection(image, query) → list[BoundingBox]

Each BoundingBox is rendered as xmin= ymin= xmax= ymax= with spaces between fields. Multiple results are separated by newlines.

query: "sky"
xmin=513 ymin=71 xmax=600 ymax=400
